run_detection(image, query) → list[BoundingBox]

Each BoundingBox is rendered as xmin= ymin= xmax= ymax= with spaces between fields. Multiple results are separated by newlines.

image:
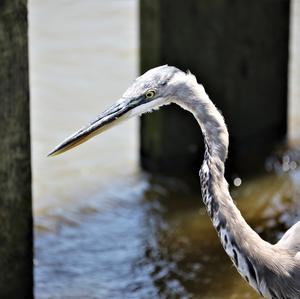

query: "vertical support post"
xmin=140 ymin=0 xmax=290 ymax=178
xmin=0 ymin=0 xmax=33 ymax=298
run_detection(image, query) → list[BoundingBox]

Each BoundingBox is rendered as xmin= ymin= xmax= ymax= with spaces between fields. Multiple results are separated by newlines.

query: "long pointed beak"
xmin=48 ymin=98 xmax=136 ymax=157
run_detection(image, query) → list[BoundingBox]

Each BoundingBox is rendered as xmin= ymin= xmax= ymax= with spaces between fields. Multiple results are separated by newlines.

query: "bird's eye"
xmin=145 ymin=90 xmax=156 ymax=99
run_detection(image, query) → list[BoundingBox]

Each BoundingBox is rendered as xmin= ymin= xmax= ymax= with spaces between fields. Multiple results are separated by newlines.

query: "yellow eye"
xmin=145 ymin=90 xmax=156 ymax=99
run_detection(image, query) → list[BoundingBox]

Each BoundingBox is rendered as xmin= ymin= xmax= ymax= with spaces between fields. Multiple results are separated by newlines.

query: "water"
xmin=30 ymin=1 xmax=300 ymax=298
xmin=29 ymin=0 xmax=139 ymax=214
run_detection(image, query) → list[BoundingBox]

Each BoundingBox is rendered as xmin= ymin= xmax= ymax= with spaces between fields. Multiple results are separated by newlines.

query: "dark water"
xmin=35 ymin=158 xmax=300 ymax=299
xmin=30 ymin=0 xmax=300 ymax=298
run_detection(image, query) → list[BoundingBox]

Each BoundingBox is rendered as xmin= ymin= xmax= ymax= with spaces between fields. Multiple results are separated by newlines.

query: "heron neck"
xmin=174 ymin=80 xmax=244 ymax=229
xmin=173 ymin=78 xmax=273 ymax=295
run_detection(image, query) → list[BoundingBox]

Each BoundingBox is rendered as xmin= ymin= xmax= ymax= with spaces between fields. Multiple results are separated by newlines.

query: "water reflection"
xmin=35 ymin=161 xmax=300 ymax=298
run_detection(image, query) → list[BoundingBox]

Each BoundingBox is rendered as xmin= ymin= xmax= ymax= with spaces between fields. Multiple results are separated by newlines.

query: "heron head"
xmin=48 ymin=65 xmax=184 ymax=156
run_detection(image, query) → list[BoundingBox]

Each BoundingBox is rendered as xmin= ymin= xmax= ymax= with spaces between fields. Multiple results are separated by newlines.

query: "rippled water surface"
xmin=30 ymin=1 xmax=300 ymax=298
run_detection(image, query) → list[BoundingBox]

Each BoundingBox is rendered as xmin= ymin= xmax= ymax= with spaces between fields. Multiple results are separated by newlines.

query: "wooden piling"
xmin=0 ymin=0 xmax=33 ymax=298
xmin=140 ymin=0 xmax=290 ymax=179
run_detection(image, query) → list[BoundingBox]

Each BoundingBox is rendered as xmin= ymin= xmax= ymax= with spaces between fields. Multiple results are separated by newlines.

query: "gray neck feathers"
xmin=171 ymin=73 xmax=284 ymax=297
xmin=173 ymin=75 xmax=229 ymax=166
xmin=172 ymin=73 xmax=266 ymax=245
xmin=168 ymin=73 xmax=300 ymax=298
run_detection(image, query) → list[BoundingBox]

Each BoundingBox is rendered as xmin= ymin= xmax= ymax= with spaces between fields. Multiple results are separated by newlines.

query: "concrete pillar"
xmin=140 ymin=0 xmax=290 ymax=179
xmin=0 ymin=0 xmax=33 ymax=298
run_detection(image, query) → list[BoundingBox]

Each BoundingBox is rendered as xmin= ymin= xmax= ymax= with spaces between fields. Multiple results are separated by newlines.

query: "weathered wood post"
xmin=0 ymin=0 xmax=33 ymax=298
xmin=140 ymin=0 xmax=290 ymax=179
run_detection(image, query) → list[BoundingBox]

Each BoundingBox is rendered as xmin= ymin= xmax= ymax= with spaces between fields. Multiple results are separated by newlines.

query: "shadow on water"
xmin=35 ymin=150 xmax=300 ymax=299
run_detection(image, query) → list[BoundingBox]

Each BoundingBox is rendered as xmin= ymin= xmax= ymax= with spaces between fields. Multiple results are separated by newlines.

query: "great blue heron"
xmin=49 ymin=65 xmax=300 ymax=298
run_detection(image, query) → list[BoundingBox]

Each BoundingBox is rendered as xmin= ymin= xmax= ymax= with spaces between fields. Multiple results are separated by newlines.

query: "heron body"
xmin=50 ymin=66 xmax=300 ymax=298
